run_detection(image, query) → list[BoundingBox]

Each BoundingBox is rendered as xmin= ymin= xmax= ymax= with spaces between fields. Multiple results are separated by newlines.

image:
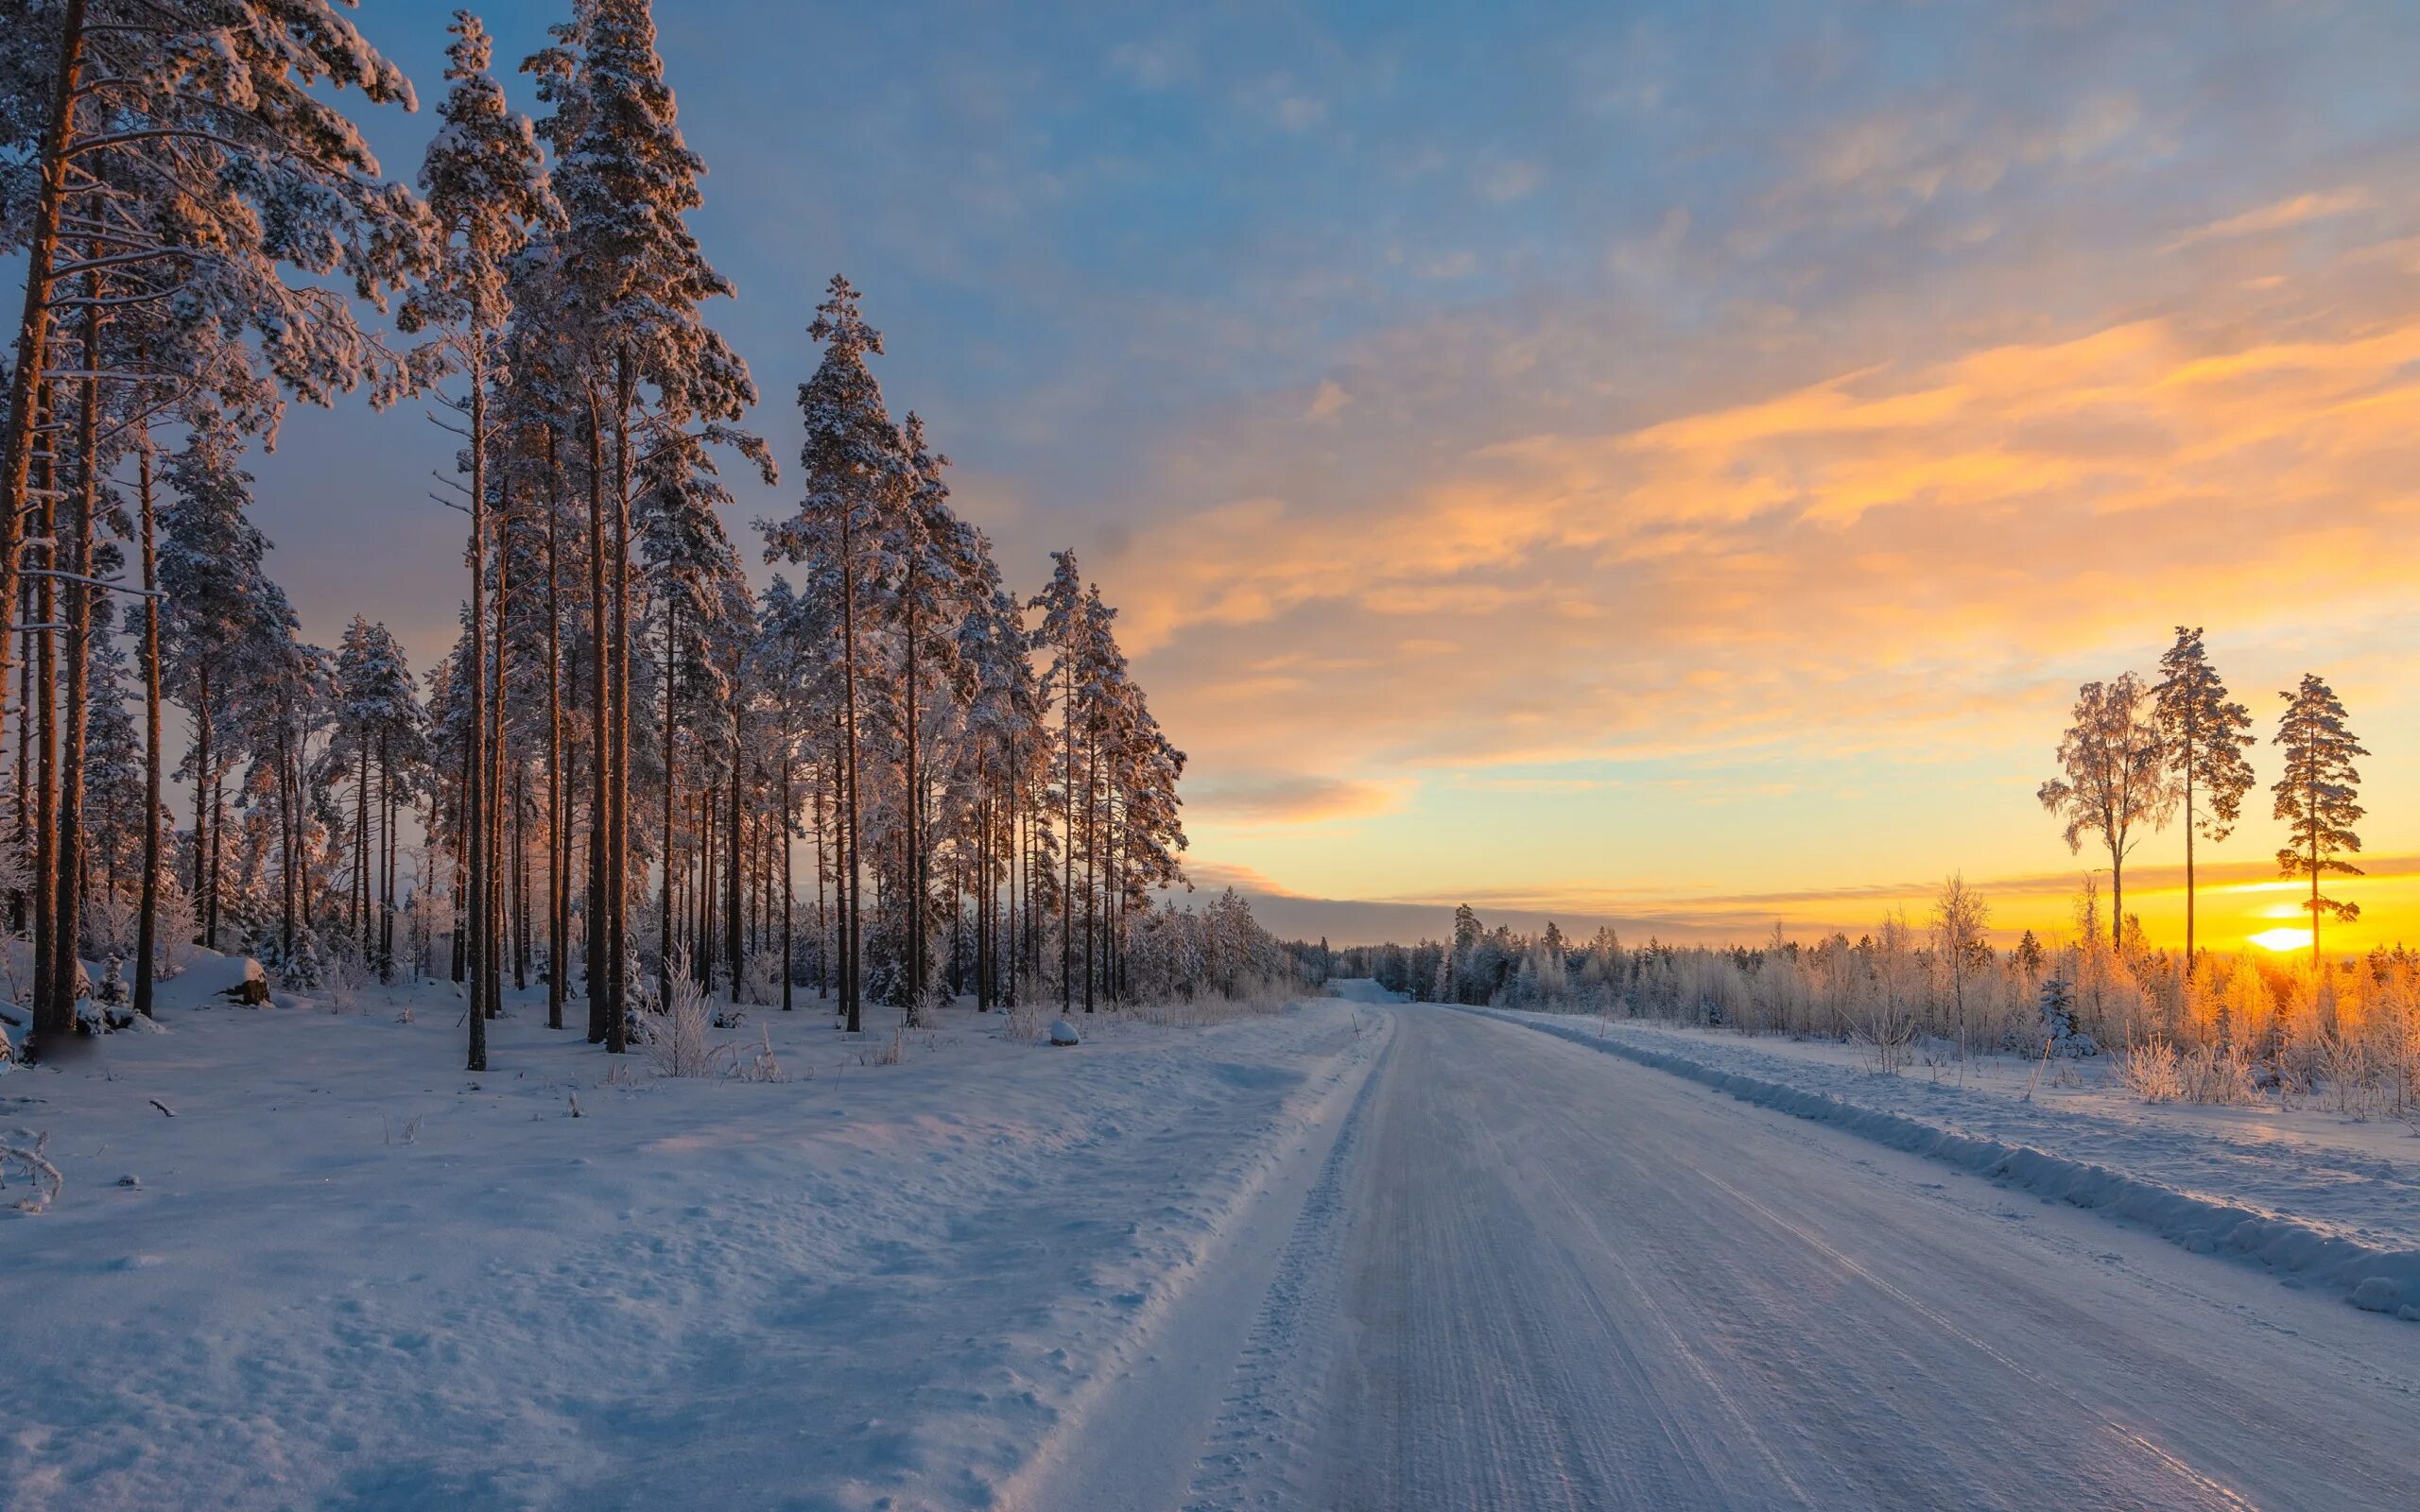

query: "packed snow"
xmin=1481 ymin=1005 xmax=2420 ymax=1317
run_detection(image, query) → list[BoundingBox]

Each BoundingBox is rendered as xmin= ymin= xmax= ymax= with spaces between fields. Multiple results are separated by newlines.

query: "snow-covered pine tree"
xmin=403 ymin=9 xmax=556 ymax=1072
xmin=158 ymin=417 xmax=279 ymax=955
xmin=1030 ymin=550 xmax=1088 ymax=1012
xmin=879 ymin=414 xmax=969 ymax=1022
xmin=760 ymin=275 xmax=903 ymax=1035
xmin=526 ymin=0 xmax=771 ymax=1052
xmin=636 ymin=438 xmax=748 ymax=1009
xmin=2273 ymin=673 xmax=2365 ymax=967
xmin=2152 ymin=627 xmax=2256 ymax=961
xmin=327 ymin=618 xmax=424 ymax=978
xmin=1 ymin=0 xmax=431 ymax=829
xmin=79 ymin=627 xmax=147 ymax=938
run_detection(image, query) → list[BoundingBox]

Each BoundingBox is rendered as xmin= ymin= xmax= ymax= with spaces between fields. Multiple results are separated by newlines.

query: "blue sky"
xmin=243 ymin=0 xmax=2420 ymax=946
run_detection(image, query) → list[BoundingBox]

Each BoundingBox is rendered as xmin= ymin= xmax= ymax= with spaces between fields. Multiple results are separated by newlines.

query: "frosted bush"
xmin=2122 ymin=1038 xmax=2185 ymax=1103
xmin=2181 ymin=1042 xmax=2261 ymax=1106
xmin=644 ymin=949 xmax=718 ymax=1078
xmin=740 ymin=951 xmax=783 ymax=1007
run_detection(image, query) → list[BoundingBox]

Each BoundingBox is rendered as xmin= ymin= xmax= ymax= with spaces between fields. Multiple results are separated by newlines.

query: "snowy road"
xmin=1042 ymin=1003 xmax=2420 ymax=1512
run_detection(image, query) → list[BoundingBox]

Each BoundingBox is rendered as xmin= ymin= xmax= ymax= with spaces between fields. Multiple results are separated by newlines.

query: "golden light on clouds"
xmin=1050 ymin=52 xmax=2420 ymax=948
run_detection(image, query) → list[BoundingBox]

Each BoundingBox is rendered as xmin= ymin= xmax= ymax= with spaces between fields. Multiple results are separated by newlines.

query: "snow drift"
xmin=1473 ymin=1007 xmax=2420 ymax=1322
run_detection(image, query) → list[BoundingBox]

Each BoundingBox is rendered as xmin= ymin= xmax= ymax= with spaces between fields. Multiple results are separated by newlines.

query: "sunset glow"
xmin=9 ymin=6 xmax=2418 ymax=1503
xmin=84 ymin=0 xmax=2420 ymax=956
xmin=2250 ymin=926 xmax=2317 ymax=954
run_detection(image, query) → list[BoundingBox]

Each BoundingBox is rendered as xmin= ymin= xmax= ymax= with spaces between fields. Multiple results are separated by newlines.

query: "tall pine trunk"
xmin=727 ymin=704 xmax=742 ymax=1004
xmin=32 ymin=384 xmax=58 ymax=1029
xmin=545 ymin=431 xmax=565 ymax=1029
xmin=584 ymin=393 xmax=610 ymax=1042
xmin=45 ymin=292 xmax=101 ymax=1038
xmin=838 ymin=518 xmax=864 ymax=1034
xmin=0 ymin=0 xmax=87 ymax=789
xmin=134 ymin=443 xmax=161 ymax=1017
xmin=605 ymin=354 xmax=635 ymax=1054
xmin=488 ymin=476 xmax=510 ymax=1021
xmin=781 ymin=743 xmax=794 ymax=1011
xmin=465 ymin=363 xmax=490 ymax=1073
xmin=658 ymin=600 xmax=677 ymax=1015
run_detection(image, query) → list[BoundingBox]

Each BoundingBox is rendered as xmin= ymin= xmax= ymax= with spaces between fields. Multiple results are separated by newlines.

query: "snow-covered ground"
xmin=9 ymin=978 xmax=2417 ymax=1510
xmin=1480 ymin=1005 xmax=2420 ymax=1316
xmin=0 ymin=977 xmax=1386 ymax=1510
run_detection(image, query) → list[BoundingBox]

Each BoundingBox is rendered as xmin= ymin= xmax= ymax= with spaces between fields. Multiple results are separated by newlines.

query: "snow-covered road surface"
xmin=1055 ymin=1004 xmax=2418 ymax=1511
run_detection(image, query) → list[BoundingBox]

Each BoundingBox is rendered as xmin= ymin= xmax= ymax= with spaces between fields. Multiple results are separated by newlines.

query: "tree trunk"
xmin=489 ymin=474 xmax=511 ymax=1020
xmin=659 ymin=600 xmax=677 ymax=1014
xmin=1083 ymin=717 xmax=1098 ymax=1014
xmin=727 ymin=704 xmax=743 ymax=1004
xmin=31 ymin=382 xmax=57 ymax=1029
xmin=839 ymin=519 xmax=863 ymax=1035
xmin=584 ymin=391 xmax=609 ymax=1042
xmin=605 ymin=354 xmax=634 ymax=1054
xmin=134 ymin=442 xmax=161 ymax=1017
xmin=781 ymin=744 xmax=794 ymax=1011
xmin=544 ymin=426 xmax=565 ymax=1028
xmin=0 ymin=0 xmax=87 ymax=792
xmin=44 ymin=290 xmax=101 ymax=1040
xmin=194 ymin=664 xmax=214 ymax=950
xmin=466 ymin=361 xmax=489 ymax=1074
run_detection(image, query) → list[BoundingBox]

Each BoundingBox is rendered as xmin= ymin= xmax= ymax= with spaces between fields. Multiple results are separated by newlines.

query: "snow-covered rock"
xmin=174 ymin=954 xmax=268 ymax=1007
xmin=1050 ymin=1018 xmax=1080 ymax=1046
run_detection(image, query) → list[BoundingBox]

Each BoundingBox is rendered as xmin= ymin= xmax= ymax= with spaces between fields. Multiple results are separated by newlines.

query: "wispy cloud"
xmin=2162 ymin=187 xmax=2376 ymax=252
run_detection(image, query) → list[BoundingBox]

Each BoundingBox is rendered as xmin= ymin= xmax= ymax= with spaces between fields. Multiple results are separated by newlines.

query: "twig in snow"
xmin=2 ymin=1130 xmax=62 ymax=1213
xmin=147 ymin=1097 xmax=176 ymax=1118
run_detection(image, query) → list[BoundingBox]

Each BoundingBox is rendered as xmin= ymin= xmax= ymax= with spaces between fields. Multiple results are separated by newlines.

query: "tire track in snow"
xmin=1180 ymin=1028 xmax=1397 ymax=1512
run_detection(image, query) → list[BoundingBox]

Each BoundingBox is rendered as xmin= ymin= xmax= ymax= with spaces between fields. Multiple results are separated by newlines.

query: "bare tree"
xmin=2039 ymin=673 xmax=2172 ymax=950
xmin=1930 ymin=872 xmax=1990 ymax=1081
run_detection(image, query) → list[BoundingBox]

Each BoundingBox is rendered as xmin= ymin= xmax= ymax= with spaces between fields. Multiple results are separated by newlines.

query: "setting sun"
xmin=7 ymin=4 xmax=2420 ymax=1508
xmin=2251 ymin=926 xmax=2317 ymax=953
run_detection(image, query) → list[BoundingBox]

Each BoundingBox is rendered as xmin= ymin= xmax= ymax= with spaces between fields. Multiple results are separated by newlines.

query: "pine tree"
xmin=2273 ymin=674 xmax=2364 ymax=967
xmin=405 ymin=9 xmax=556 ymax=1071
xmin=327 ymin=618 xmax=423 ymax=977
xmin=158 ymin=417 xmax=279 ymax=956
xmin=1 ymin=0 xmax=430 ymax=813
xmin=4 ymin=0 xmax=430 ymax=1051
xmin=761 ymin=276 xmax=901 ymax=1035
xmin=1031 ymin=550 xmax=1088 ymax=1014
xmin=79 ymin=628 xmax=147 ymax=925
xmin=2152 ymin=627 xmax=2256 ymax=960
xmin=527 ymin=0 xmax=770 ymax=1052
xmin=2039 ymin=673 xmax=2172 ymax=949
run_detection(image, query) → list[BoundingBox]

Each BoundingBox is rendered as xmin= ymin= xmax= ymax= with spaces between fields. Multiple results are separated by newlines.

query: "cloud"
xmin=1184 ymin=771 xmax=1410 ymax=827
xmin=2161 ymin=187 xmax=2376 ymax=252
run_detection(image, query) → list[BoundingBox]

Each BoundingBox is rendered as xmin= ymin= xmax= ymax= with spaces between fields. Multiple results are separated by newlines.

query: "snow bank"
xmin=0 ymin=984 xmax=1383 ymax=1509
xmin=1472 ymin=1007 xmax=2420 ymax=1322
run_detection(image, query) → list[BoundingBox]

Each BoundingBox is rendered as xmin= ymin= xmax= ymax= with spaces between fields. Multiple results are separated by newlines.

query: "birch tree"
xmin=2039 ymin=673 xmax=2171 ymax=950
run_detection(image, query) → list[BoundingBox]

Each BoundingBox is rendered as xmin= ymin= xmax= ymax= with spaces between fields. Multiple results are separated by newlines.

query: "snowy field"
xmin=0 ymin=976 xmax=1385 ymax=1510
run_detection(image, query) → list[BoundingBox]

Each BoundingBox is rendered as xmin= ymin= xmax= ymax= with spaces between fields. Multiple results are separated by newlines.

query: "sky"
xmin=236 ymin=0 xmax=2420 ymax=954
